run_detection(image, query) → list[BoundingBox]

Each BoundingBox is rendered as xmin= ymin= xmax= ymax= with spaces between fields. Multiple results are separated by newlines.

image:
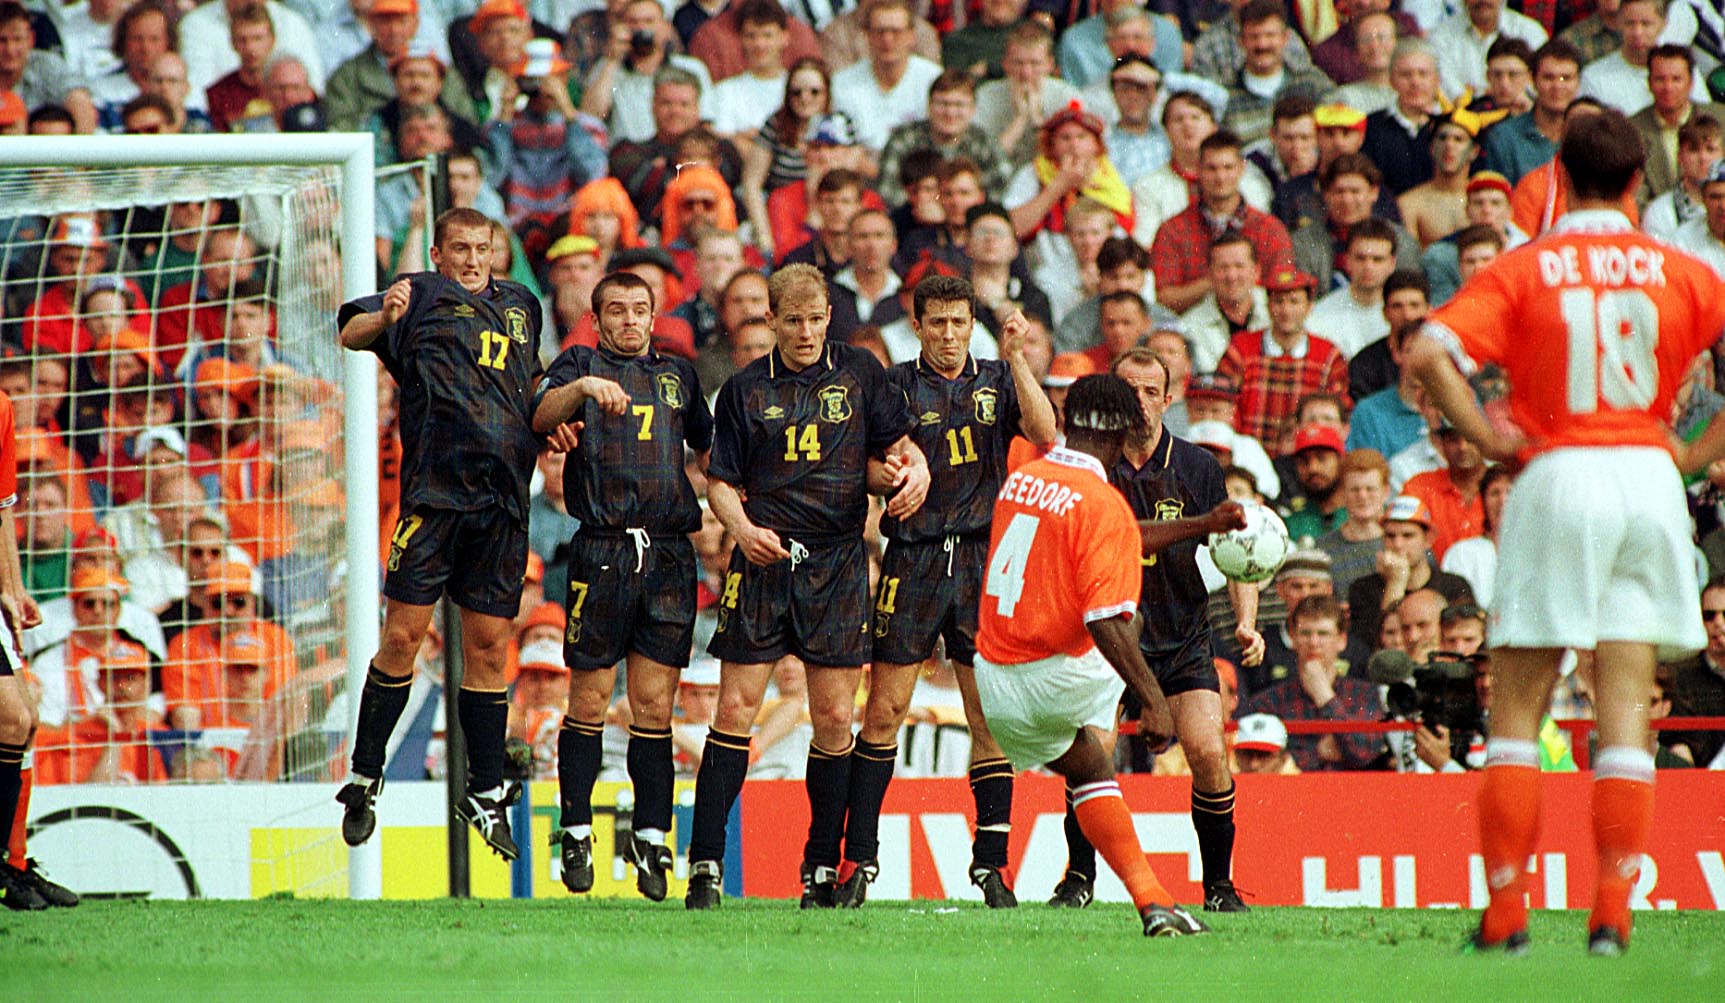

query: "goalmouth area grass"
xmin=3 ymin=899 xmax=1721 ymax=1001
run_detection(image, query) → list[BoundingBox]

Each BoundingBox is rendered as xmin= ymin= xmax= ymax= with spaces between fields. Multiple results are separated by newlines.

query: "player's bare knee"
xmin=862 ymin=691 xmax=910 ymax=736
xmin=567 ymin=683 xmax=609 ymax=724
xmin=0 ymin=695 xmax=30 ymax=744
xmin=808 ymin=705 xmax=855 ymax=748
xmin=715 ymin=694 xmax=762 ymax=734
xmin=629 ymin=690 xmax=673 ymax=728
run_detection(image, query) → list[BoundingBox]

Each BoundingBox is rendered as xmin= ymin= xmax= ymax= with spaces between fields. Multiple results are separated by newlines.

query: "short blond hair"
xmin=767 ymin=263 xmax=828 ymax=314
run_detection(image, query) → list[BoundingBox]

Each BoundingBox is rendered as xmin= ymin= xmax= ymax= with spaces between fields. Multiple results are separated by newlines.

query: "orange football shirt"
xmin=1426 ymin=211 xmax=1725 ymax=456
xmin=976 ymin=447 xmax=1141 ymax=665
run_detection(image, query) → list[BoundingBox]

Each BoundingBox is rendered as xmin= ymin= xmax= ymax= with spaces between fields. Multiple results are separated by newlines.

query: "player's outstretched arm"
xmin=531 ymin=376 xmax=630 ymax=433
xmin=1000 ymin=309 xmax=1058 ymax=446
xmin=880 ymin=437 xmax=931 ymax=519
xmin=1404 ymin=330 xmax=1523 ymax=462
xmin=339 ymin=278 xmax=412 ymax=351
xmin=1135 ymin=499 xmax=1244 ymax=556
xmin=1087 ymin=614 xmax=1175 ymax=750
xmin=708 ymin=477 xmax=789 ymax=566
xmin=1673 ymin=404 xmax=1725 ymax=476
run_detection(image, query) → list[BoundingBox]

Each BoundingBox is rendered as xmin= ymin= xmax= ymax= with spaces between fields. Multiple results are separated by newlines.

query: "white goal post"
xmin=0 ymin=134 xmax=383 ymax=898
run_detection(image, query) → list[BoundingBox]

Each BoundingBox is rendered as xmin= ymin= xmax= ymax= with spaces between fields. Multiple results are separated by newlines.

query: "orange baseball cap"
xmin=470 ymin=0 xmax=527 ymax=33
xmin=95 ymin=329 xmax=155 ymax=366
xmin=101 ymin=639 xmax=151 ymax=673
xmin=1292 ymin=424 xmax=1346 ymax=455
xmin=1264 ymin=266 xmax=1317 ymax=294
xmin=518 ymin=600 xmax=565 ymax=637
xmin=1313 ymin=103 xmax=1367 ymax=132
xmin=49 ymin=214 xmax=109 ymax=249
xmin=368 ymin=0 xmax=418 ymax=15
xmin=207 ymin=560 xmax=257 ymax=595
xmin=1383 ymin=494 xmax=1435 ymax=528
xmin=516 ymin=638 xmax=569 ymax=675
xmin=1044 ymin=352 xmax=1101 ymax=388
xmin=195 ymin=357 xmax=259 ymax=407
xmin=1466 ymin=170 xmax=1513 ymax=200
xmin=223 ymin=630 xmax=269 ymax=665
xmin=515 ymin=38 xmax=572 ymax=78
xmin=70 ymin=565 xmax=129 ymax=597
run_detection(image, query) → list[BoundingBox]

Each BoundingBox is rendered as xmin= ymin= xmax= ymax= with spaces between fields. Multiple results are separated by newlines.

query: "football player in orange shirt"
xmin=1408 ymin=109 xmax=1725 ymax=956
xmin=973 ymin=374 xmax=1243 ymax=937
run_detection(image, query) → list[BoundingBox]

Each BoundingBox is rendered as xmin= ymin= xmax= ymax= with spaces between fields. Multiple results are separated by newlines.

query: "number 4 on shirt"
xmin=985 ymin=513 xmax=1040 ymax=617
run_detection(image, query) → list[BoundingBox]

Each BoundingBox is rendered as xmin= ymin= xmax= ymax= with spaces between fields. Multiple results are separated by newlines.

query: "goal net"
xmin=0 ymin=136 xmax=380 ymax=898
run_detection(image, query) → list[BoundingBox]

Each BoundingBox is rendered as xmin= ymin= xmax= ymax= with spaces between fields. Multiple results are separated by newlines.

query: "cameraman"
xmin=582 ymin=0 xmax=714 ymax=144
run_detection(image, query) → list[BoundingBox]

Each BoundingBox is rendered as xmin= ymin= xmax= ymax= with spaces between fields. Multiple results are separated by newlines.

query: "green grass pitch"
xmin=4 ymin=900 xmax=1721 ymax=1000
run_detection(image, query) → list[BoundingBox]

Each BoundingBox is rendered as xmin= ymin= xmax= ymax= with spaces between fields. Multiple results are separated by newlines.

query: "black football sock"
xmin=626 ymin=724 xmax=674 ymax=838
xmin=0 ymin=741 xmax=23 ymax=854
xmin=457 ymin=687 xmax=508 ymax=795
xmin=968 ymin=758 xmax=1014 ymax=871
xmin=1063 ymin=781 xmax=1097 ymax=882
xmin=1192 ymin=782 xmax=1238 ymax=886
xmin=841 ymin=738 xmax=898 ymax=864
xmin=689 ymin=729 xmax=751 ymax=865
xmin=557 ymin=717 xmax=605 ymax=829
xmin=349 ymin=663 xmax=413 ymax=780
xmin=802 ymin=738 xmax=854 ymax=869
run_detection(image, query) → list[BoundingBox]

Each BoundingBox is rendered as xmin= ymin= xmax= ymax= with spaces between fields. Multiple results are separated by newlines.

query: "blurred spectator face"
xmin=366 ymin=10 xmax=418 ymax=61
xmin=223 ymin=660 xmax=266 ymax=712
xmin=102 ymin=664 xmax=151 ymax=710
xmin=1619 ymin=0 xmax=1663 ymax=62
xmin=1240 ymin=14 xmax=1288 ymax=77
xmin=1381 ymin=517 xmax=1429 ymax=563
xmin=816 ymin=183 xmax=863 ymax=238
xmin=695 ymin=235 xmax=744 ymax=300
xmin=1344 ymin=235 xmax=1395 ymax=294
xmin=1223 ymin=469 xmax=1259 ymax=501
xmin=939 ymin=169 xmax=986 ymax=225
xmin=1389 ymin=50 xmax=1438 ymax=112
xmin=1109 ymin=63 xmax=1158 ymax=127
xmin=398 ymin=108 xmax=452 ymax=158
xmin=729 ymin=319 xmax=774 ymax=369
xmin=1435 ymin=427 xmax=1483 ymax=473
xmin=679 ymin=183 xmax=725 ymax=232
xmin=679 ymin=679 xmax=719 ymax=723
xmin=202 ymin=230 xmax=258 ymax=297
xmin=847 ymin=212 xmax=895 ymax=273
xmin=231 ymin=18 xmax=276 ymax=75
xmin=48 ymin=238 xmax=108 ymax=282
xmin=981 ymin=0 xmax=1027 ymax=25
xmin=515 ymin=667 xmax=563 ymax=709
xmin=1340 ymin=466 xmax=1387 ymax=521
xmin=1457 ymin=239 xmax=1500 ymax=281
xmin=123 ymin=101 xmax=175 ymax=134
xmin=1299 ymin=395 xmax=1345 ymax=430
xmin=263 ymin=59 xmax=316 ymax=114
xmin=1294 ymin=445 xmax=1340 ymax=495
xmin=392 ymin=56 xmax=443 ymax=104
xmin=24 ymin=479 xmax=69 ymax=550
xmin=1316 ymin=123 xmax=1365 ymax=167
xmin=786 ymin=65 xmax=827 ymax=122
xmin=1105 ymin=12 xmax=1155 ymax=58
xmin=184 ymin=524 xmax=226 ymax=582
xmin=227 ymin=299 xmax=272 ymax=351
xmin=150 ymin=473 xmax=206 ymax=539
xmin=1272 ymin=113 xmax=1318 ymax=178
xmin=1021 ymin=317 xmax=1054 ymax=381
xmin=82 ymin=287 xmax=130 ymax=339
xmin=1198 ymin=144 xmax=1245 ymax=203
xmin=477 ymin=12 xmax=530 ymax=70
xmin=1235 ymin=745 xmax=1285 ymax=774
xmin=866 ymin=5 xmax=918 ymax=69
xmin=124 ymin=8 xmax=172 ymax=74
xmin=1678 ymin=133 xmax=1723 ymax=187
xmin=72 ymin=589 xmax=122 ymax=635
xmin=1532 ymin=55 xmax=1579 ymax=116
xmin=29 ymin=358 xmax=69 ymax=429
xmin=967 ymin=211 xmax=1018 ymax=266
xmin=622 ymin=263 xmax=670 ymax=307
xmin=1000 ymin=38 xmax=1050 ymax=86
xmin=1276 ymin=570 xmax=1332 ymax=613
xmin=145 ymin=53 xmax=192 ymax=114
xmin=1440 ymin=613 xmax=1485 ymax=656
xmin=928 ymin=86 xmax=976 ymax=142
xmin=1147 ymin=330 xmax=1190 ymax=387
xmin=1164 ymin=96 xmax=1215 ymax=156
xmin=721 ymin=272 xmax=770 ymax=335
xmin=1464 ymin=186 xmax=1512 ymax=230
xmin=197 ymin=384 xmax=243 ymax=423
xmin=739 ymin=15 xmax=789 ymax=75
xmin=1065 ymin=210 xmax=1111 ymax=269
xmin=1431 ymin=121 xmax=1475 ymax=175
xmin=1397 ymin=590 xmax=1444 ymax=660
xmin=0 ymin=13 xmax=31 ymax=78
xmin=1486 ymin=53 xmax=1532 ymax=113
xmin=1383 ymin=285 xmax=1428 ymax=329
xmin=1048 ymin=121 xmax=1103 ymax=164
xmin=1650 ymin=54 xmax=1692 ymax=116
xmin=1464 ymin=0 xmax=1503 ymax=28
xmin=1322 ymin=170 xmax=1377 ymax=226
xmin=652 ymin=81 xmax=701 ymax=138
xmin=446 ymin=154 xmax=485 ymax=207
xmin=1209 ymin=241 xmax=1258 ymax=302
xmin=1099 ymin=257 xmax=1147 ymax=296
xmin=1290 ymin=608 xmax=1345 ymax=669
xmin=1099 ymin=297 xmax=1149 ymax=357
xmin=1353 ymin=13 xmax=1396 ymax=74
xmin=624 ymin=0 xmax=670 ymax=48
xmin=1185 ymin=392 xmax=1235 ymax=426
xmin=1267 ymin=287 xmax=1312 ymax=338
xmin=547 ymin=250 xmax=604 ymax=304
xmin=1379 ymin=609 xmax=1402 ymax=652
xmin=1702 ymin=584 xmax=1725 ymax=662
xmin=215 ymin=587 xmax=258 ymax=627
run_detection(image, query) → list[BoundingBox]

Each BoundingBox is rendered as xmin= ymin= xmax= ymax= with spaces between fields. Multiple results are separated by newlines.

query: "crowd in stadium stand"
xmin=4 ymin=0 xmax=1725 ymax=787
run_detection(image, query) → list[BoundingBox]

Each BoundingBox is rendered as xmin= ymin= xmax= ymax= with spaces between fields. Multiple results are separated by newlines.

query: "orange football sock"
xmin=1071 ymin=780 xmax=1173 ymax=910
xmin=1478 ymin=742 xmax=1542 ymax=943
xmin=8 ymin=766 xmax=30 ymax=869
xmin=1590 ymin=747 xmax=1656 ymax=942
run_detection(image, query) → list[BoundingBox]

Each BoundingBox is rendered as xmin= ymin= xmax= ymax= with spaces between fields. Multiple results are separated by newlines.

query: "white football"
xmin=1207 ymin=499 xmax=1292 ymax=584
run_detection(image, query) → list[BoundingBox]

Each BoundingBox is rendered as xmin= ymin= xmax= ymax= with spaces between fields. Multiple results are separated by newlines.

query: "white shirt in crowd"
xmin=1305 ymin=287 xmax=1388 ymax=359
xmin=708 ymin=72 xmax=786 ymax=136
xmin=1180 ymin=287 xmax=1270 ymax=373
xmin=178 ymin=0 xmax=330 ymax=94
xmin=1671 ymin=216 xmax=1725 ymax=280
xmin=1578 ymin=52 xmax=1709 ymax=116
xmin=1428 ymin=9 xmax=1548 ymax=98
xmin=831 ymin=55 xmax=942 ymax=151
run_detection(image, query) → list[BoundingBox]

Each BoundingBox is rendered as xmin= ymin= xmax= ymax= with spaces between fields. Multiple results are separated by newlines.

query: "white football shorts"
xmin=973 ymin=646 xmax=1126 ymax=771
xmin=1491 ymin=446 xmax=1703 ymax=660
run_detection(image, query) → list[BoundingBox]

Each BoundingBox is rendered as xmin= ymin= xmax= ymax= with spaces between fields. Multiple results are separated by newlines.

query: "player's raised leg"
xmin=621 ymin=653 xmax=682 ymax=902
xmin=685 ymin=660 xmax=776 ymax=909
xmin=336 ymin=597 xmax=435 ymax=847
xmin=554 ymin=662 xmax=617 ymax=894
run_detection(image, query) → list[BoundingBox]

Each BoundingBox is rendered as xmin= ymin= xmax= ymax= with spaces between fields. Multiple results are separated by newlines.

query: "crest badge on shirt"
xmin=973 ymin=388 xmax=998 ymax=425
xmin=817 ymin=385 xmax=852 ymax=423
xmin=505 ymin=307 xmax=530 ymax=345
xmin=657 ymin=373 xmax=684 ymax=408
